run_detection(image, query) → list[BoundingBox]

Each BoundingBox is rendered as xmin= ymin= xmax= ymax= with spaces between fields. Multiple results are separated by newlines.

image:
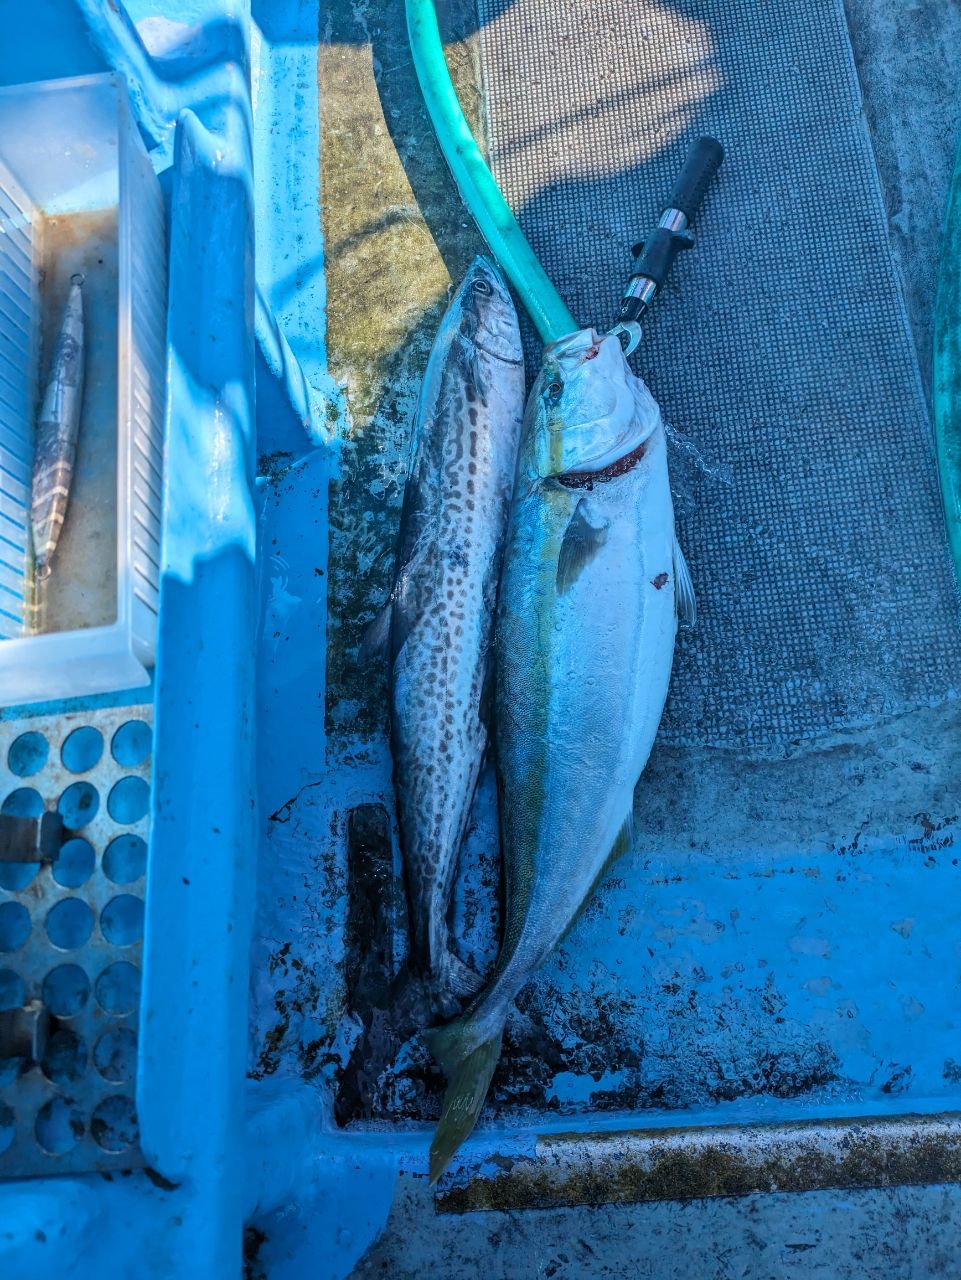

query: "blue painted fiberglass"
xmin=0 ymin=3 xmax=960 ymax=1277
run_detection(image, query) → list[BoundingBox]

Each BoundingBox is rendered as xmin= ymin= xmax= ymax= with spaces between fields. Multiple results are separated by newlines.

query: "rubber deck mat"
xmin=477 ymin=0 xmax=961 ymax=752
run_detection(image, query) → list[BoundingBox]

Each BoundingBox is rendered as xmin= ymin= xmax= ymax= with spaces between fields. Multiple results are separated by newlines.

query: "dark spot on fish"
xmin=469 ymin=462 xmax=477 ymax=475
xmin=469 ymin=431 xmax=478 ymax=457
xmin=469 ymin=407 xmax=478 ymax=424
xmin=559 ymin=439 xmax=648 ymax=490
xmin=465 ymin=384 xmax=476 ymax=402
xmin=652 ymin=572 xmax=669 ymax=589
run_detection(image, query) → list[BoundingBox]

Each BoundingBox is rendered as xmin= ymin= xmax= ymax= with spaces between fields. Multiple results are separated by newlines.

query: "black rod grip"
xmin=667 ymin=135 xmax=724 ymax=220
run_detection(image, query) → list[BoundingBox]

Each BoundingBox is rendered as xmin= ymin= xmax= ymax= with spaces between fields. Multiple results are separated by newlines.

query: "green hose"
xmin=934 ymin=131 xmax=961 ymax=589
xmin=406 ymin=0 xmax=576 ymax=344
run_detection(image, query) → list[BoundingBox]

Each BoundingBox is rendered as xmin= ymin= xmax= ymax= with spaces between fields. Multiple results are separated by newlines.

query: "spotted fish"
xmin=31 ymin=274 xmax=85 ymax=581
xmin=366 ymin=256 xmax=524 ymax=1020
xmin=426 ymin=328 xmax=694 ymax=1180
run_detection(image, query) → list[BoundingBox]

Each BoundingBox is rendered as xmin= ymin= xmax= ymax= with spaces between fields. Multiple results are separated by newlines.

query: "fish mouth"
xmin=460 ymin=257 xmax=524 ymax=363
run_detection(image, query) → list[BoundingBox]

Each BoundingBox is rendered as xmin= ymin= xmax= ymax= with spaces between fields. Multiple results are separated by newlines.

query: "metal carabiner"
xmin=608 ymin=320 xmax=643 ymax=355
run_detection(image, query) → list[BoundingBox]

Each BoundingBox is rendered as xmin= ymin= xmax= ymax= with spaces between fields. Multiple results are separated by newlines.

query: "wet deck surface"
xmin=250 ymin=0 xmax=961 ymax=1225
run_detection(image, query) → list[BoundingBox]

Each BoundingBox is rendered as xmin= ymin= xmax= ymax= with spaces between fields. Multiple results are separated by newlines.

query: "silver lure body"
xmin=382 ymin=257 xmax=524 ymax=1018
xmin=31 ymin=276 xmax=85 ymax=580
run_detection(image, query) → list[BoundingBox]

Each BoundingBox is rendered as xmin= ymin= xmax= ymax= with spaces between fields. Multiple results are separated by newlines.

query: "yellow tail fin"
xmin=425 ymin=1020 xmax=503 ymax=1184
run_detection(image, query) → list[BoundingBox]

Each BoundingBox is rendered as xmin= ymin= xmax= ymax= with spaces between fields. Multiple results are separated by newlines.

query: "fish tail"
xmin=425 ymin=1014 xmax=503 ymax=1184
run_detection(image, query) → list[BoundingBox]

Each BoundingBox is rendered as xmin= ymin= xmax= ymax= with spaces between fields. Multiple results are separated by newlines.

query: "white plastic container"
xmin=0 ymin=73 xmax=166 ymax=705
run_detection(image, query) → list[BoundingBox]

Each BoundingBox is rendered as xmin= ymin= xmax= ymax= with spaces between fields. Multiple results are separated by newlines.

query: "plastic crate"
xmin=0 ymin=73 xmax=166 ymax=705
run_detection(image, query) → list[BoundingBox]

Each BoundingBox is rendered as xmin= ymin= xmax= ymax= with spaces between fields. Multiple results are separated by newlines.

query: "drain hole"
xmin=94 ymin=962 xmax=140 ymax=1015
xmin=46 ymin=898 xmax=94 ymax=950
xmin=91 ymin=1095 xmax=137 ymax=1152
xmin=42 ymin=964 xmax=90 ymax=1018
xmin=0 ymin=967 xmax=24 ymax=1011
xmin=107 ymin=777 xmax=150 ymax=825
xmin=41 ymin=1026 xmax=87 ymax=1085
xmin=0 ymin=859 xmax=37 ymax=892
xmin=103 ymin=834 xmax=147 ymax=885
xmin=35 ymin=1097 xmax=84 ymax=1154
xmin=52 ymin=838 xmax=96 ymax=889
xmin=100 ymin=896 xmax=144 ymax=947
xmin=111 ymin=720 xmax=152 ymax=768
xmin=58 ymin=782 xmax=100 ymax=829
xmin=8 ymin=732 xmax=48 ymax=778
xmin=1 ymin=787 xmax=43 ymax=819
xmin=61 ymin=727 xmax=104 ymax=774
xmin=94 ymin=1027 xmax=137 ymax=1083
xmin=0 ymin=1101 xmax=13 ymax=1155
xmin=0 ymin=901 xmax=30 ymax=952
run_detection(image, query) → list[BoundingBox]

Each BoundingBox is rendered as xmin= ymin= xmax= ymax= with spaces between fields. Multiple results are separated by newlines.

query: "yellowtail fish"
xmin=365 ymin=257 xmax=525 ymax=1020
xmin=31 ymin=273 xmax=85 ymax=581
xmin=426 ymin=327 xmax=694 ymax=1180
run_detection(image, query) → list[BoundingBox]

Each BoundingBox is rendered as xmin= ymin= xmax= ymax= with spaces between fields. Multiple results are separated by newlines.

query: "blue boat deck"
xmin=1 ymin=1 xmax=961 ymax=1277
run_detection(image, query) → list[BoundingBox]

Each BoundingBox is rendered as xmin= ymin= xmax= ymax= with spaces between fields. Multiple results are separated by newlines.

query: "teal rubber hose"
xmin=406 ymin=0 xmax=577 ymax=344
xmin=934 ymin=130 xmax=961 ymax=590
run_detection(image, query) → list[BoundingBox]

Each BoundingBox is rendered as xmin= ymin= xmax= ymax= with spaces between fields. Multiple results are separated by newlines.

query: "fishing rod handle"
xmin=667 ymin=135 xmax=725 ymax=222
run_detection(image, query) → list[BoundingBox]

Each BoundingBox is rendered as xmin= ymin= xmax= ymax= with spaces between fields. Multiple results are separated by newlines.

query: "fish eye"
xmin=546 ymin=380 xmax=563 ymax=398
xmin=472 ymin=278 xmax=492 ymax=295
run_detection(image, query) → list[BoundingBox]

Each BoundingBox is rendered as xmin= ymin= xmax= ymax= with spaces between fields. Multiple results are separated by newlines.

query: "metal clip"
xmin=608 ymin=320 xmax=643 ymax=355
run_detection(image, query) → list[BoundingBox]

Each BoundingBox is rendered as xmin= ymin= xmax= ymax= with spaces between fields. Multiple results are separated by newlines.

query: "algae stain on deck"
xmin=318 ymin=0 xmax=488 ymax=745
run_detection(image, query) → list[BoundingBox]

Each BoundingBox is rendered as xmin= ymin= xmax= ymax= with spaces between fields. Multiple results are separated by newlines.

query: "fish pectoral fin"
xmin=557 ymin=499 xmax=609 ymax=594
xmin=359 ymin=599 xmax=392 ymax=664
xmin=362 ymin=538 xmax=435 ymax=665
xmin=673 ymin=537 xmax=696 ymax=629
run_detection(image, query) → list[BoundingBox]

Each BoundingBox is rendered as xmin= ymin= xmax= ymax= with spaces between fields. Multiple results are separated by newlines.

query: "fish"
xmin=31 ymin=273 xmax=85 ymax=581
xmin=365 ymin=256 xmax=525 ymax=1021
xmin=426 ymin=327 xmax=694 ymax=1181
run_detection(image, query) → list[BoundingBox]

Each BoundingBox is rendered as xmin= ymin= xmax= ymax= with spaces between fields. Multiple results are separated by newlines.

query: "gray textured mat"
xmin=478 ymin=0 xmax=961 ymax=751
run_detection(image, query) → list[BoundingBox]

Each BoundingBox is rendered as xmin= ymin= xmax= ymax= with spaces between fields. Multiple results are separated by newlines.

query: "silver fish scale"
xmin=389 ymin=265 xmax=523 ymax=1011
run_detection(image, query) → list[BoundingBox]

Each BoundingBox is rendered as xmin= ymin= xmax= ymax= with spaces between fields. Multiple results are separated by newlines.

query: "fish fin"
xmin=557 ymin=500 xmax=609 ymax=594
xmin=359 ymin=599 xmax=392 ymax=664
xmin=427 ymin=952 xmax=487 ymax=1022
xmin=425 ymin=1018 xmax=504 ymax=1184
xmin=361 ymin=537 xmax=433 ymax=667
xmin=673 ymin=537 xmax=696 ymax=629
xmin=610 ymin=810 xmax=634 ymax=862
xmin=447 ymin=953 xmax=485 ymax=1000
xmin=561 ymin=812 xmax=635 ymax=945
